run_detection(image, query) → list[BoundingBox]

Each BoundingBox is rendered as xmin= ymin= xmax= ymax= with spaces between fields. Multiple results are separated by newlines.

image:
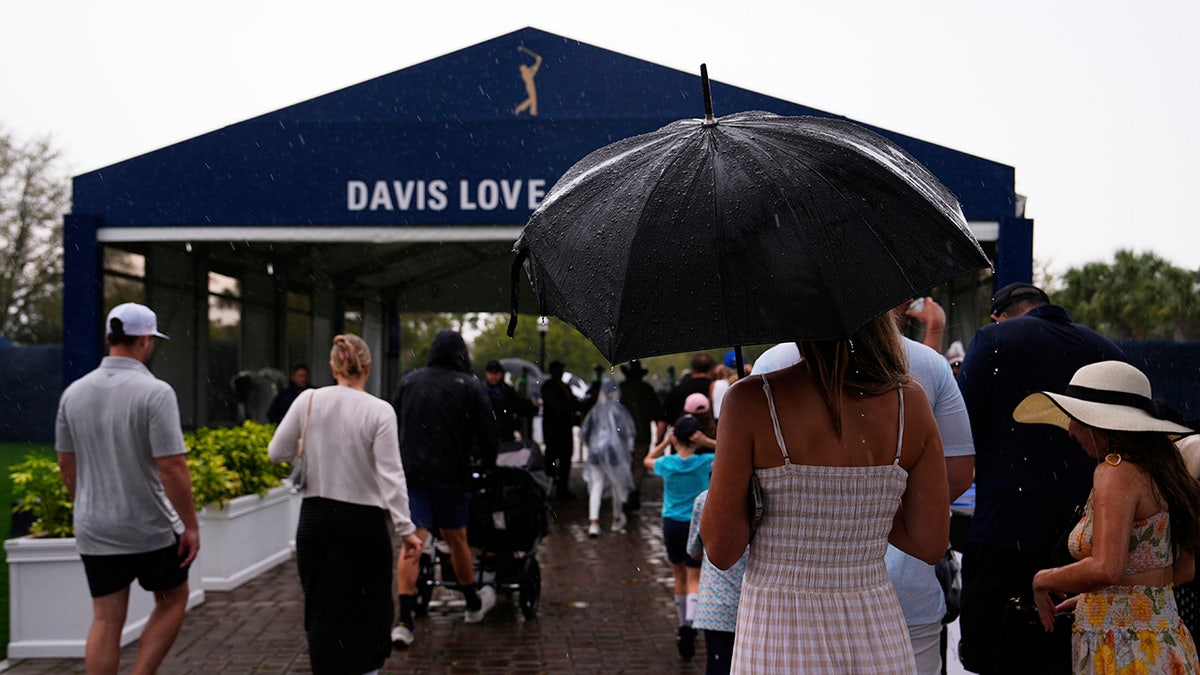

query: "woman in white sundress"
xmin=702 ymin=313 xmax=949 ymax=674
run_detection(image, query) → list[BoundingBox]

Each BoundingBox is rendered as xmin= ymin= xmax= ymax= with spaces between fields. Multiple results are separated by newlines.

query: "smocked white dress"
xmin=730 ymin=379 xmax=916 ymax=674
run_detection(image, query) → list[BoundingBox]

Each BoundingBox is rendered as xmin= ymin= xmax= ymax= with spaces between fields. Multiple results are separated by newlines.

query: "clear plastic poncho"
xmin=578 ymin=378 xmax=636 ymax=498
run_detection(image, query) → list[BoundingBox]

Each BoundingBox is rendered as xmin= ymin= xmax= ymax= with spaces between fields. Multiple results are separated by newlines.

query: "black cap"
xmin=548 ymin=360 xmax=565 ymax=371
xmin=485 ymin=360 xmax=504 ymax=372
xmin=990 ymin=282 xmax=1049 ymax=316
xmin=672 ymin=414 xmax=703 ymax=443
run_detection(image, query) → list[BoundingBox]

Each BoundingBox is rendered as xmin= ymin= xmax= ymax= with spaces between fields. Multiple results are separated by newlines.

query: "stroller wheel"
xmin=414 ymin=552 xmax=434 ymax=617
xmin=518 ymin=557 xmax=542 ymax=620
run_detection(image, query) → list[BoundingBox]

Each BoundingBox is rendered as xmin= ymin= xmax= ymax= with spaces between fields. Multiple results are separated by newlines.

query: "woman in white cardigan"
xmin=270 ymin=334 xmax=422 ymax=675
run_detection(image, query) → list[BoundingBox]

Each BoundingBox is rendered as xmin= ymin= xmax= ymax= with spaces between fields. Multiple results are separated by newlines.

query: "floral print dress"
xmin=1068 ymin=493 xmax=1200 ymax=674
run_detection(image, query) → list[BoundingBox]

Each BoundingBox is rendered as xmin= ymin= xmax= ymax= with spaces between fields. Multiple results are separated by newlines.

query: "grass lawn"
xmin=0 ymin=441 xmax=57 ymax=659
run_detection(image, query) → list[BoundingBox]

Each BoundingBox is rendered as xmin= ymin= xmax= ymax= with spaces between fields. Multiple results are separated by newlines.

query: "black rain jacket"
xmin=393 ymin=330 xmax=499 ymax=490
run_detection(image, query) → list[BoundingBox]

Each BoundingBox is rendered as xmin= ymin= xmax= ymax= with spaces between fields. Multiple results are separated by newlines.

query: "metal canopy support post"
xmin=62 ymin=214 xmax=103 ymax=388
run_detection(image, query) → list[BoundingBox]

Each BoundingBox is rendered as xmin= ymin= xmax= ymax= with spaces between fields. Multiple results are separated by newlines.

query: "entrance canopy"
xmin=71 ymin=27 xmax=1023 ymax=306
xmin=64 ymin=27 xmax=1030 ymax=421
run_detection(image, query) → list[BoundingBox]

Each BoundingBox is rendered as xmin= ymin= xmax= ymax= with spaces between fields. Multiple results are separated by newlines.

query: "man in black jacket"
xmin=955 ymin=283 xmax=1125 ymax=673
xmin=392 ymin=330 xmax=499 ymax=646
xmin=483 ymin=360 xmax=537 ymax=443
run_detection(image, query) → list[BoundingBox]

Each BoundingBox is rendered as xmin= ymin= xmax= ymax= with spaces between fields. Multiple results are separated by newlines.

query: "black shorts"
xmin=408 ymin=484 xmax=472 ymax=531
xmin=662 ymin=518 xmax=701 ymax=568
xmin=80 ymin=537 xmax=189 ymax=598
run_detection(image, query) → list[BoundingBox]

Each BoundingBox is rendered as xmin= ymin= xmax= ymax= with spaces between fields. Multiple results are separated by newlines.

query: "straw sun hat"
xmin=1013 ymin=360 xmax=1195 ymax=438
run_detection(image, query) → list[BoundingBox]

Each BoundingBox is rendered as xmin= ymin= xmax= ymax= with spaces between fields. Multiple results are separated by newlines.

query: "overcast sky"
xmin=4 ymin=0 xmax=1198 ymax=275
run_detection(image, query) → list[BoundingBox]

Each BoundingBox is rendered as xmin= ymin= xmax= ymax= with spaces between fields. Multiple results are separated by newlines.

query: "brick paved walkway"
xmin=0 ymin=476 xmax=705 ymax=674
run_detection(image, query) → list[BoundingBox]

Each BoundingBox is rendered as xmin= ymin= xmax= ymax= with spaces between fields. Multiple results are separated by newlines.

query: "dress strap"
xmin=762 ymin=376 xmax=791 ymax=465
xmin=894 ymin=387 xmax=905 ymax=465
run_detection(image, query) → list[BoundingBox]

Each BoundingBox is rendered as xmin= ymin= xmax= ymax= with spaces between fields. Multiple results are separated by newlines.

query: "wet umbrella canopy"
xmin=510 ymin=69 xmax=990 ymax=364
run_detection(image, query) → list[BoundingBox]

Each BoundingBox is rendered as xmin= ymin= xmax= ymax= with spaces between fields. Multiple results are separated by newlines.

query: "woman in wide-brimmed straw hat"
xmin=1015 ymin=360 xmax=1200 ymax=674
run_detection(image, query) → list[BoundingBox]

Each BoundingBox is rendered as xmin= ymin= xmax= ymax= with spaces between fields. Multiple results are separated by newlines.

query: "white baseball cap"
xmin=105 ymin=303 xmax=169 ymax=339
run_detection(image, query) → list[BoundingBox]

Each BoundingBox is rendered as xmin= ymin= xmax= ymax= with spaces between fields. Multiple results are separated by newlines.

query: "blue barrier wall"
xmin=1120 ymin=341 xmax=1200 ymax=422
xmin=0 ymin=345 xmax=62 ymax=443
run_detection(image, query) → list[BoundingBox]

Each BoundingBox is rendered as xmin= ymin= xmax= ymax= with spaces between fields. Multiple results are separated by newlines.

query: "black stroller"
xmin=413 ymin=440 xmax=551 ymax=620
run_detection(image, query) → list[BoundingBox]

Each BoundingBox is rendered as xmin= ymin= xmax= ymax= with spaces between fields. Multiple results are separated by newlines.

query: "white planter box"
xmin=197 ymin=484 xmax=299 ymax=591
xmin=4 ymin=536 xmax=205 ymax=659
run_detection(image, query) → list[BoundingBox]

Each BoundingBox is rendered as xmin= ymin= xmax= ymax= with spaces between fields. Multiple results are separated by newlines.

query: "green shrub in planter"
xmin=10 ymin=454 xmax=74 ymax=538
xmin=185 ymin=421 xmax=291 ymax=507
xmin=9 ymin=422 xmax=293 ymax=537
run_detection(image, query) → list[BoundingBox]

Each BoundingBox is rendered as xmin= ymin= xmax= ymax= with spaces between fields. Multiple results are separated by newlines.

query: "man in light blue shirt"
xmin=56 ymin=303 xmax=199 ymax=675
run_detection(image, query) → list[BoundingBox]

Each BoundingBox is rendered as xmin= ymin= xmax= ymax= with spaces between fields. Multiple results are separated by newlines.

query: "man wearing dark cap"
xmin=541 ymin=360 xmax=582 ymax=498
xmin=55 ymin=303 xmax=200 ymax=674
xmin=955 ymin=282 xmax=1125 ymax=673
xmin=482 ymin=360 xmax=537 ymax=443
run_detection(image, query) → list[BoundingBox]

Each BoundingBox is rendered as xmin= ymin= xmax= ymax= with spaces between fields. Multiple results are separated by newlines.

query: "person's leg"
xmin=396 ymin=527 xmax=429 ymax=595
xmin=546 ymin=427 xmax=574 ymax=496
xmin=908 ymin=620 xmax=943 ymax=675
xmin=441 ymin=527 xmax=475 ymax=589
xmin=685 ymin=565 xmax=701 ymax=624
xmin=130 ymin=583 xmax=189 ymax=675
xmin=396 ymin=484 xmax=433 ymax=634
xmin=611 ymin=485 xmax=627 ymax=531
xmin=87 ymin=587 xmax=131 ymax=675
xmin=587 ymin=466 xmax=603 ymax=523
xmin=629 ymin=440 xmax=649 ymax=509
xmin=670 ymin=562 xmax=690 ymax=634
xmin=704 ymin=630 xmax=736 ymax=675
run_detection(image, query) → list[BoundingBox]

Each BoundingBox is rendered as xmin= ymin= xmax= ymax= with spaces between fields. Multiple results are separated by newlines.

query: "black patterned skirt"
xmin=296 ymin=496 xmax=394 ymax=675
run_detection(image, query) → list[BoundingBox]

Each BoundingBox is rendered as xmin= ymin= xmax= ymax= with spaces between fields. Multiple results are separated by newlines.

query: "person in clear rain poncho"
xmin=579 ymin=378 xmax=637 ymax=537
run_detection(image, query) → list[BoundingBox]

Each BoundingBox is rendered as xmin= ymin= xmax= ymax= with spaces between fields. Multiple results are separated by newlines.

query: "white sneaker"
xmin=587 ymin=522 xmax=601 ymax=537
xmin=612 ymin=512 xmax=627 ymax=532
xmin=390 ymin=623 xmax=414 ymax=648
xmin=464 ymin=585 xmax=496 ymax=624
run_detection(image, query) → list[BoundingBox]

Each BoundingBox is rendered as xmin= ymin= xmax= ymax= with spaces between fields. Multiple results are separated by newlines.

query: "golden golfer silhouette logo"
xmin=514 ymin=46 xmax=542 ymax=116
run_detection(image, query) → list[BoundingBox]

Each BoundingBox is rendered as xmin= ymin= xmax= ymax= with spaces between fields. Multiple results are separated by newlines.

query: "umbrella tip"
xmin=700 ymin=64 xmax=716 ymax=126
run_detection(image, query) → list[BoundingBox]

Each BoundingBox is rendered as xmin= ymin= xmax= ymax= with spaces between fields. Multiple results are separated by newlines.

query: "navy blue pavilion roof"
xmin=71 ymin=27 xmax=1017 ymax=230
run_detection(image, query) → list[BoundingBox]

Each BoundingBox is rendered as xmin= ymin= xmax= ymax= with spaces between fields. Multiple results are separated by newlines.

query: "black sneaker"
xmin=676 ymin=625 xmax=696 ymax=660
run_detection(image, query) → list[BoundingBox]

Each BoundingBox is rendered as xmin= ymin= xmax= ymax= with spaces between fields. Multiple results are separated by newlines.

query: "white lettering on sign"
xmin=527 ymin=179 xmax=546 ymax=209
xmin=346 ymin=180 xmax=449 ymax=212
xmin=349 ymin=179 xmax=547 ymax=212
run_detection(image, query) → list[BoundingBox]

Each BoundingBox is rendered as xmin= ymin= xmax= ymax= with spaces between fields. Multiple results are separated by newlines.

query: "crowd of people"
xmin=53 ymin=288 xmax=1200 ymax=674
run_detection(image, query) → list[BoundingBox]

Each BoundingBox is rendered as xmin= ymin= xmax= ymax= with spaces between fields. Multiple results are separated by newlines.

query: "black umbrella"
xmin=510 ymin=66 xmax=990 ymax=365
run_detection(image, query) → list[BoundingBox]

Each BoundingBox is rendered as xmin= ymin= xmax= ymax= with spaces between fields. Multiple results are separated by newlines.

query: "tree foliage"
xmin=0 ymin=127 xmax=69 ymax=343
xmin=1054 ymin=249 xmax=1199 ymax=341
xmin=398 ymin=312 xmax=493 ymax=373
xmin=471 ymin=313 xmax=609 ymax=379
xmin=469 ymin=313 xmax=767 ymax=389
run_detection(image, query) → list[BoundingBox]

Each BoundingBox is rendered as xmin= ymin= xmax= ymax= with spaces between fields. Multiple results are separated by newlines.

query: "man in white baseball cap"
xmin=55 ymin=302 xmax=198 ymax=673
xmin=105 ymin=302 xmax=170 ymax=339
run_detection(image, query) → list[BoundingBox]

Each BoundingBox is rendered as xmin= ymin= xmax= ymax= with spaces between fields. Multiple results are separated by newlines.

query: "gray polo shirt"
xmin=56 ymin=356 xmax=187 ymax=555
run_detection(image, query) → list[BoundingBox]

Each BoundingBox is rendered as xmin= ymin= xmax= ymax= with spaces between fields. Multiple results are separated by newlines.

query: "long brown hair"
xmin=330 ymin=334 xmax=371 ymax=378
xmin=798 ymin=312 xmax=909 ymax=437
xmin=1102 ymin=430 xmax=1200 ymax=558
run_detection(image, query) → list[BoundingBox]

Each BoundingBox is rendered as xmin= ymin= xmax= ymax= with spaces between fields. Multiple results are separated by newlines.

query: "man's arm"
xmin=57 ymin=452 xmax=77 ymax=501
xmin=156 ymin=454 xmax=200 ymax=567
xmin=906 ymin=296 xmax=946 ymax=352
xmin=946 ymin=455 xmax=974 ymax=502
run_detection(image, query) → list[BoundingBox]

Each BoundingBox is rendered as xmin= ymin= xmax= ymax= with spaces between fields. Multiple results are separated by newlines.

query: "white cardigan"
xmin=269 ymin=385 xmax=416 ymax=538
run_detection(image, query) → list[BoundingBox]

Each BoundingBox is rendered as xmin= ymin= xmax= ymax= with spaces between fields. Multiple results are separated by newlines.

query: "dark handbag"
xmin=998 ymin=594 xmax=1074 ymax=673
xmin=934 ymin=548 xmax=962 ymax=624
